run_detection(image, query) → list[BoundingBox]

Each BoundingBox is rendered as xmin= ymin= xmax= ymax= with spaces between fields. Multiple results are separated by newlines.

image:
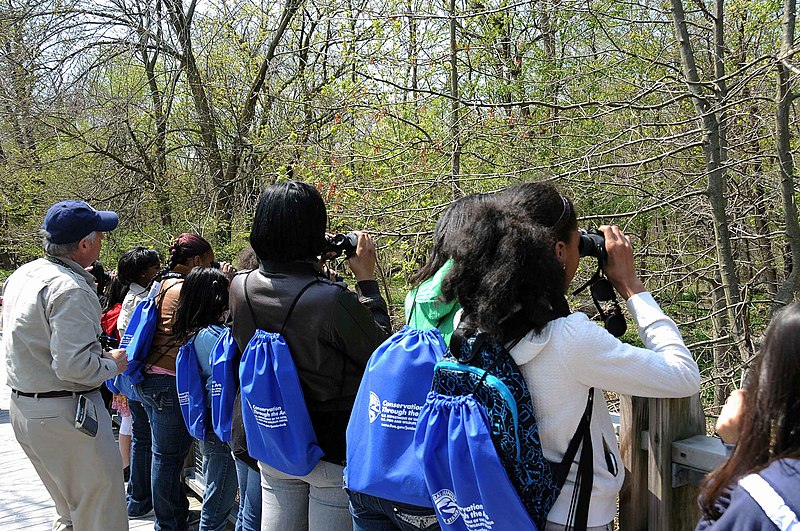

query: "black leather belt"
xmin=11 ymin=388 xmax=99 ymax=399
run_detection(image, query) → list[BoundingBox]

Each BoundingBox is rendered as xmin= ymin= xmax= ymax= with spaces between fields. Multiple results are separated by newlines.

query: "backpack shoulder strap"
xmin=279 ymin=280 xmax=319 ymax=335
xmin=739 ymin=472 xmax=800 ymax=531
xmin=143 ymin=278 xmax=185 ymax=370
xmin=242 ymin=270 xmax=318 ymax=334
xmin=551 ymin=387 xmax=594 ymax=531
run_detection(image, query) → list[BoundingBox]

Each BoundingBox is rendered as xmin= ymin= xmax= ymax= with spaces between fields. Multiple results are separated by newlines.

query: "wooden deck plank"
xmin=0 ymin=382 xmax=203 ymax=530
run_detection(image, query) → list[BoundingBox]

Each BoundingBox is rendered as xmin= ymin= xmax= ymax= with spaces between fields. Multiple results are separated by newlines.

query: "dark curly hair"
xmin=499 ymin=181 xmax=577 ymax=243
xmin=442 ymin=182 xmax=576 ymax=342
xmin=172 ymin=266 xmax=230 ymax=343
xmin=410 ymin=193 xmax=491 ymax=286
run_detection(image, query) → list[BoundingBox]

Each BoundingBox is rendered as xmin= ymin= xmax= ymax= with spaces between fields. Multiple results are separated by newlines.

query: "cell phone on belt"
xmin=74 ymin=394 xmax=98 ymax=437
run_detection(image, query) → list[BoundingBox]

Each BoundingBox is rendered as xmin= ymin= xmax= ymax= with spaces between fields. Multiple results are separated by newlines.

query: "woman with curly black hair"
xmin=442 ymin=182 xmax=700 ymax=530
xmin=696 ymin=302 xmax=800 ymax=530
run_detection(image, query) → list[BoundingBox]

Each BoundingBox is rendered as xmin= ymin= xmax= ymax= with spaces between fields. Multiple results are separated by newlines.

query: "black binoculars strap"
xmin=551 ymin=387 xmax=595 ymax=531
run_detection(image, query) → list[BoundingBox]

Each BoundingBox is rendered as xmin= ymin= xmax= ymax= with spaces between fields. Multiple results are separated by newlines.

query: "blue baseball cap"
xmin=42 ymin=200 xmax=119 ymax=244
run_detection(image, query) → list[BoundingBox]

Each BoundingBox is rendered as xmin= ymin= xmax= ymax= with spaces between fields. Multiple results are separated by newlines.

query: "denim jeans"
xmin=234 ymin=458 xmax=262 ymax=531
xmin=259 ymin=460 xmax=351 ymax=531
xmin=200 ymin=423 xmax=238 ymax=531
xmin=543 ymin=523 xmax=612 ymax=531
xmin=127 ymin=398 xmax=153 ymax=517
xmin=346 ymin=490 xmax=439 ymax=531
xmin=135 ymin=374 xmax=193 ymax=531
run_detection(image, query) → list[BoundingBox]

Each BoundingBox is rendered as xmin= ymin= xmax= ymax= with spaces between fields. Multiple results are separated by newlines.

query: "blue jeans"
xmin=234 ymin=458 xmax=262 ymax=531
xmin=259 ymin=460 xmax=351 ymax=531
xmin=200 ymin=423 xmax=238 ymax=531
xmin=135 ymin=374 xmax=193 ymax=531
xmin=347 ymin=490 xmax=439 ymax=531
xmin=127 ymin=398 xmax=153 ymax=517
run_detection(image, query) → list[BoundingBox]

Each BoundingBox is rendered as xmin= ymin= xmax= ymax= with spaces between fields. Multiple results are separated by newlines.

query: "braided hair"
xmin=154 ymin=233 xmax=212 ymax=280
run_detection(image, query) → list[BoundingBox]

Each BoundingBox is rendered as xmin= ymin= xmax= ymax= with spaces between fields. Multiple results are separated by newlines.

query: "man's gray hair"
xmin=41 ymin=230 xmax=98 ymax=258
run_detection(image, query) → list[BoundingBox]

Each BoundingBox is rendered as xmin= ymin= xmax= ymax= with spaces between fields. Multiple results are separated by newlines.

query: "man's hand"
xmin=104 ymin=348 xmax=128 ymax=375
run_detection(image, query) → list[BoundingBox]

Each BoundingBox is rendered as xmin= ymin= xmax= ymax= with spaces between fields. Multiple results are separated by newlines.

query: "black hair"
xmin=499 ymin=181 xmax=578 ymax=243
xmin=117 ymin=247 xmax=160 ymax=287
xmin=442 ymin=184 xmax=574 ymax=343
xmin=250 ymin=181 xmax=327 ymax=263
xmin=89 ymin=260 xmax=110 ymax=296
xmin=410 ymin=194 xmax=492 ymax=286
xmin=700 ymin=302 xmax=800 ymax=518
xmin=102 ymin=275 xmax=128 ymax=313
xmin=172 ymin=267 xmax=230 ymax=344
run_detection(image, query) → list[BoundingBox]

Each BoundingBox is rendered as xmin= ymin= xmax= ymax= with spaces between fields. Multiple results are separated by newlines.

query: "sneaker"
xmin=128 ymin=508 xmax=154 ymax=519
xmin=186 ymin=509 xmax=201 ymax=531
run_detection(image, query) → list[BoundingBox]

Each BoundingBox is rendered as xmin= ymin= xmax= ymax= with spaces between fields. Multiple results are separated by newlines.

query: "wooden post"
xmin=619 ymin=396 xmax=649 ymax=531
xmin=647 ymin=395 xmax=705 ymax=530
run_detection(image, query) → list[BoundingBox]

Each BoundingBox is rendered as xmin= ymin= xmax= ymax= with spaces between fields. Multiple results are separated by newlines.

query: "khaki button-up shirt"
xmin=2 ymin=256 xmax=118 ymax=392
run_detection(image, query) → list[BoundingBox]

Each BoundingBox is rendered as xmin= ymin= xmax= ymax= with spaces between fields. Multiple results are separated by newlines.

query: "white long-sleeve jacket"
xmin=509 ymin=292 xmax=700 ymax=527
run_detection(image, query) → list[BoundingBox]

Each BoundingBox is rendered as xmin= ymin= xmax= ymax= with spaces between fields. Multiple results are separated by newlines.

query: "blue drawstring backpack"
xmin=415 ymin=328 xmax=595 ymax=530
xmin=210 ymin=327 xmax=237 ymax=442
xmin=239 ymin=274 xmax=323 ymax=476
xmin=119 ymin=282 xmax=163 ymax=384
xmin=176 ymin=339 xmax=207 ymax=440
xmin=414 ymin=393 xmax=536 ymax=530
xmin=105 ymin=284 xmax=167 ymax=401
xmin=106 ymin=372 xmax=142 ymax=402
xmin=345 ymin=324 xmax=447 ymax=507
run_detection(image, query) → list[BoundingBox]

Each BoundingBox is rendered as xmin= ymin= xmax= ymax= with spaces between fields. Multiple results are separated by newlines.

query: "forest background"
xmin=2 ymin=0 xmax=800 ymax=414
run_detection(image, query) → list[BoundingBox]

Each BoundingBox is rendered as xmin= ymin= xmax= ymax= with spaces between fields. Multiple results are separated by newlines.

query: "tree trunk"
xmin=670 ymin=0 xmax=751 ymax=361
xmin=448 ymin=0 xmax=461 ymax=198
xmin=164 ymin=0 xmax=228 ymax=238
xmin=775 ymin=0 xmax=800 ymax=307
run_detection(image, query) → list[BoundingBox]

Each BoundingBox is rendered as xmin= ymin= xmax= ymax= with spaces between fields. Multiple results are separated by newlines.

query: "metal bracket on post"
xmin=671 ymin=463 xmax=707 ymax=488
xmin=671 ymin=435 xmax=730 ymax=487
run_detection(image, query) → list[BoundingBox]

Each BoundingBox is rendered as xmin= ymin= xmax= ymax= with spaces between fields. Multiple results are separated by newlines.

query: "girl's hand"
xmin=599 ymin=225 xmax=645 ymax=300
xmin=715 ymin=389 xmax=745 ymax=445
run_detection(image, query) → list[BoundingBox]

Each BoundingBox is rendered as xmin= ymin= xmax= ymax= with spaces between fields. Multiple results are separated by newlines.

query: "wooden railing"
xmin=617 ymin=396 xmax=728 ymax=530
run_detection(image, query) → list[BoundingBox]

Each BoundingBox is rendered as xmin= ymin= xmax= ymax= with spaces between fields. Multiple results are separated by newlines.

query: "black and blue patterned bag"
xmin=420 ymin=329 xmax=594 ymax=530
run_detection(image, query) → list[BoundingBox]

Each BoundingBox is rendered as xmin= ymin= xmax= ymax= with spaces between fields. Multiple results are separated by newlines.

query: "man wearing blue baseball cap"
xmin=2 ymin=200 xmax=130 ymax=530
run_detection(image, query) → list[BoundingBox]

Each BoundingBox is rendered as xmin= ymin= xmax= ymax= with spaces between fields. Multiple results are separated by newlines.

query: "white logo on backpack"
xmin=369 ymin=392 xmax=381 ymax=423
xmin=432 ymin=489 xmax=496 ymax=530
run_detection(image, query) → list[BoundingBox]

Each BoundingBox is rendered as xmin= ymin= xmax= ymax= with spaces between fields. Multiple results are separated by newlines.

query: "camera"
xmin=323 ymin=232 xmax=358 ymax=259
xmin=578 ymin=228 xmax=607 ymax=263
xmin=99 ymin=332 xmax=119 ymax=350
